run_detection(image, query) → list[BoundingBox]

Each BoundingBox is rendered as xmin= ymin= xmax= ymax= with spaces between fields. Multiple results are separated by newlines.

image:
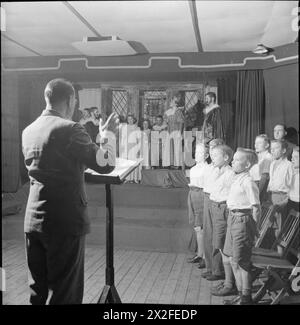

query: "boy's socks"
xmin=223 ymin=261 xmax=234 ymax=288
xmin=242 ymin=288 xmax=251 ymax=297
xmin=194 ymin=227 xmax=204 ymax=257
xmin=240 ymin=294 xmax=253 ymax=305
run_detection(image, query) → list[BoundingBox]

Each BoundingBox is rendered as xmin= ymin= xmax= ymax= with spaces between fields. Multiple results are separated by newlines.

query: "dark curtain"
xmin=234 ymin=70 xmax=265 ymax=150
xmin=217 ymin=74 xmax=237 ymax=149
xmin=263 ymin=63 xmax=299 ymax=137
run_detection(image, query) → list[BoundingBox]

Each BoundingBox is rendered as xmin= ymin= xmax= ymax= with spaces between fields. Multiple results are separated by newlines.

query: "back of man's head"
xmin=44 ymin=78 xmax=75 ymax=106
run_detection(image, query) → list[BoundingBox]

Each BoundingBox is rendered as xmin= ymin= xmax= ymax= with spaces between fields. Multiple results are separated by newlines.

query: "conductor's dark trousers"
xmin=25 ymin=232 xmax=85 ymax=305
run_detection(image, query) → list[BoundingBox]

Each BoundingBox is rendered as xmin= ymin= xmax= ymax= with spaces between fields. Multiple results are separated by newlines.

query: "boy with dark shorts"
xmin=223 ymin=148 xmax=261 ymax=305
xmin=267 ymin=140 xmax=293 ymax=247
xmin=187 ymin=143 xmax=209 ymax=267
xmin=288 ymin=146 xmax=299 ymax=213
xmin=209 ymin=145 xmax=236 ymax=296
xmin=202 ymin=138 xmax=225 ymax=280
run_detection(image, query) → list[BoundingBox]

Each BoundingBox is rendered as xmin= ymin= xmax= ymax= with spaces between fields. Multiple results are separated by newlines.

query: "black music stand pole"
xmin=98 ymin=183 xmax=121 ymax=303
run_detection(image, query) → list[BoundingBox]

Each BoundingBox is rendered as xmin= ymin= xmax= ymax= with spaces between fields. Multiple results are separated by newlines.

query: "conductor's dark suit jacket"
xmin=22 ymin=109 xmax=114 ymax=236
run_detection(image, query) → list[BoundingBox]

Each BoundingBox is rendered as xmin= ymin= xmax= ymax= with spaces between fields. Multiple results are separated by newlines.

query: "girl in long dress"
xmin=164 ymin=94 xmax=185 ymax=168
xmin=141 ymin=119 xmax=151 ymax=169
xmin=120 ymin=114 xmax=141 ymax=183
xmin=152 ymin=115 xmax=168 ymax=168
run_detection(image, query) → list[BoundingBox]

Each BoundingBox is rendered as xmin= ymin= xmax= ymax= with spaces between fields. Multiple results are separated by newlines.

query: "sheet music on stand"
xmin=85 ymin=158 xmax=143 ymax=184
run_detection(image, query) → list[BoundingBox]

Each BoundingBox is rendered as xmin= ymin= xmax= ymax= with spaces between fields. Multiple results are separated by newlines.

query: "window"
xmin=112 ymin=89 xmax=128 ymax=118
xmin=142 ymin=90 xmax=167 ymax=126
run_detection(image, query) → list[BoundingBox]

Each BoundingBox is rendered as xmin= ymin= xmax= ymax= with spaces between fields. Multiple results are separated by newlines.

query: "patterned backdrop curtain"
xmin=234 ymin=70 xmax=265 ymax=150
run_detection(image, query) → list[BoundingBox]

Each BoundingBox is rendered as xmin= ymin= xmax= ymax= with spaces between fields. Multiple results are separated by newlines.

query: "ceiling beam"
xmin=188 ymin=0 xmax=203 ymax=52
xmin=1 ymin=34 xmax=42 ymax=56
xmin=62 ymin=1 xmax=103 ymax=38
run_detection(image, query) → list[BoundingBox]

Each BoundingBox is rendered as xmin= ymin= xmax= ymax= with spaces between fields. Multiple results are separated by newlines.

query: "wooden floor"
xmin=2 ymin=239 xmax=231 ymax=305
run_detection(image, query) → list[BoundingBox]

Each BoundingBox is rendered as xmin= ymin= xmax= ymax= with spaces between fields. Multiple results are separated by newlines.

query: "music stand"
xmin=84 ymin=158 xmax=143 ymax=303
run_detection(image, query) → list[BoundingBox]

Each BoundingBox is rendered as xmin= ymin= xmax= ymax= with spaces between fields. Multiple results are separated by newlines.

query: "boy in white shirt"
xmin=202 ymin=138 xmax=225 ymax=280
xmin=273 ymin=124 xmax=295 ymax=160
xmin=187 ymin=143 xmax=209 ymax=268
xmin=288 ymin=146 xmax=299 ymax=213
xmin=250 ymin=134 xmax=273 ymax=201
xmin=223 ymin=148 xmax=260 ymax=305
xmin=268 ymin=139 xmax=294 ymax=237
xmin=209 ymin=145 xmax=236 ymax=294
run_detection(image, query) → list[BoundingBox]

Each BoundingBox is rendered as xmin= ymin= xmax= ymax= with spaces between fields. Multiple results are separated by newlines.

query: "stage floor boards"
xmin=2 ymin=239 xmax=231 ymax=305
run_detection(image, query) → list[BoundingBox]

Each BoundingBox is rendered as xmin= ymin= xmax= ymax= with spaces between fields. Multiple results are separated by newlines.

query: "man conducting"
xmin=22 ymin=78 xmax=118 ymax=305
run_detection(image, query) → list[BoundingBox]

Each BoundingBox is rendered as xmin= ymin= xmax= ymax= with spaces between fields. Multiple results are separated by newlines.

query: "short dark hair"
xmin=44 ymin=78 xmax=74 ymax=105
xmin=127 ymin=114 xmax=137 ymax=123
xmin=142 ymin=119 xmax=151 ymax=129
xmin=274 ymin=124 xmax=287 ymax=132
xmin=205 ymin=92 xmax=216 ymax=102
xmin=156 ymin=115 xmax=163 ymax=120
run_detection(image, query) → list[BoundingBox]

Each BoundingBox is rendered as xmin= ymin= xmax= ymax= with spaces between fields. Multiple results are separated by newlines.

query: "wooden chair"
xmin=254 ymin=203 xmax=279 ymax=248
xmin=251 ymin=255 xmax=300 ymax=304
xmin=251 ymin=211 xmax=300 ymax=304
xmin=253 ymin=209 xmax=300 ymax=258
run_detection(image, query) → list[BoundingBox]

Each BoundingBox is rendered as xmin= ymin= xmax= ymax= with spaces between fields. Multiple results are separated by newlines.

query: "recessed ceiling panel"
xmin=1 ymin=1 xmax=93 ymax=56
xmin=70 ymin=1 xmax=198 ymax=53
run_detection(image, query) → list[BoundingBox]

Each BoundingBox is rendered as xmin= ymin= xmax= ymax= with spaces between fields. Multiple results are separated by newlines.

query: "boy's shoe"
xmin=211 ymin=282 xmax=225 ymax=292
xmin=223 ymin=292 xmax=242 ymax=305
xmin=198 ymin=259 xmax=206 ymax=269
xmin=205 ymin=273 xmax=225 ymax=281
xmin=201 ymin=271 xmax=212 ymax=278
xmin=187 ymin=256 xmax=202 ymax=263
xmin=239 ymin=295 xmax=253 ymax=305
xmin=211 ymin=284 xmax=237 ymax=296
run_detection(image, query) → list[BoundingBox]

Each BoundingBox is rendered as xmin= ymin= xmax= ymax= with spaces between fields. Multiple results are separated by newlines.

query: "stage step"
xmin=89 ymin=206 xmax=188 ymax=226
xmin=86 ymin=183 xmax=189 ymax=208
xmin=2 ymin=182 xmax=194 ymax=252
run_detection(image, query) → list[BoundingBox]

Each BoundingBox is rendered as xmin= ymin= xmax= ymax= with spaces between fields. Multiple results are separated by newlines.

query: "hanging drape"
xmin=217 ymin=74 xmax=237 ymax=149
xmin=263 ymin=63 xmax=299 ymax=137
xmin=234 ymin=70 xmax=265 ymax=149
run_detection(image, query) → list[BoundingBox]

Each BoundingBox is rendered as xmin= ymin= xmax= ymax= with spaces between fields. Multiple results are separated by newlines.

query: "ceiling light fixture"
xmin=252 ymin=44 xmax=273 ymax=55
xmin=72 ymin=36 xmax=137 ymax=56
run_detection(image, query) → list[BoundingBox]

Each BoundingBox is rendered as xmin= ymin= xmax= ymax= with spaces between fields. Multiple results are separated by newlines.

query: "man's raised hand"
xmin=99 ymin=112 xmax=119 ymax=135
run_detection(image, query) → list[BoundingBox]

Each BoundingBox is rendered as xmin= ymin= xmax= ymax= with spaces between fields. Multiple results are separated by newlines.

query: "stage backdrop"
xmin=263 ymin=63 xmax=299 ymax=137
xmin=234 ymin=70 xmax=265 ymax=149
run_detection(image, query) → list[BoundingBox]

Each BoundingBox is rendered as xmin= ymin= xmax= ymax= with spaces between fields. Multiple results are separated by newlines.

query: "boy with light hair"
xmin=267 ymin=139 xmax=294 ymax=240
xmin=209 ymin=145 xmax=237 ymax=296
xmin=187 ymin=143 xmax=209 ymax=268
xmin=223 ymin=148 xmax=260 ymax=305
xmin=250 ymin=134 xmax=273 ymax=201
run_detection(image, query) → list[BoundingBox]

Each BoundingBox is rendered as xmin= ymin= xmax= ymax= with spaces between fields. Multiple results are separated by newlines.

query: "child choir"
xmin=187 ymin=124 xmax=299 ymax=305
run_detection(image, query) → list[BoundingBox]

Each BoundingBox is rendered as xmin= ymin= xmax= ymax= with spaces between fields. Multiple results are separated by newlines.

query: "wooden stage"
xmin=2 ymin=239 xmax=230 ymax=305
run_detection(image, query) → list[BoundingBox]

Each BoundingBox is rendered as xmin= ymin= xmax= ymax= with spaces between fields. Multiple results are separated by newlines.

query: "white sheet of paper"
xmin=85 ymin=158 xmax=143 ymax=180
